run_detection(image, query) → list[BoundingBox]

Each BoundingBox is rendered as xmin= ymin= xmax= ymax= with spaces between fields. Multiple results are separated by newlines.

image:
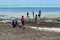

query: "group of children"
xmin=12 ymin=16 xmax=25 ymax=29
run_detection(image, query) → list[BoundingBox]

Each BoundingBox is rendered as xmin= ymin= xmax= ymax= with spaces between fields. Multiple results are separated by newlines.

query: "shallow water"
xmin=30 ymin=26 xmax=60 ymax=32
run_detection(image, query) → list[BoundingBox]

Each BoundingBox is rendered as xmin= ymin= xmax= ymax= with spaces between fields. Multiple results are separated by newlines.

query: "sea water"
xmin=0 ymin=7 xmax=60 ymax=19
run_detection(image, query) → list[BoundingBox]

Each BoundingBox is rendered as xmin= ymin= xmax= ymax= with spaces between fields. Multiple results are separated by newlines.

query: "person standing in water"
xmin=21 ymin=16 xmax=25 ymax=29
xmin=35 ymin=14 xmax=38 ymax=23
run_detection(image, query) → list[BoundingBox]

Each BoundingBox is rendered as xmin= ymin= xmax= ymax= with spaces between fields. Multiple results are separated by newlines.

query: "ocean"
xmin=0 ymin=7 xmax=60 ymax=19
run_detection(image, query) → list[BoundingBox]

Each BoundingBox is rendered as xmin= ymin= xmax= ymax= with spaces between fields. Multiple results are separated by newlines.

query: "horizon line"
xmin=0 ymin=4 xmax=60 ymax=7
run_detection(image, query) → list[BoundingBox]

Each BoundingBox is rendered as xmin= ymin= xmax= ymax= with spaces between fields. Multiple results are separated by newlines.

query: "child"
xmin=21 ymin=16 xmax=25 ymax=29
xmin=12 ymin=19 xmax=17 ymax=28
xmin=18 ymin=19 xmax=22 ymax=27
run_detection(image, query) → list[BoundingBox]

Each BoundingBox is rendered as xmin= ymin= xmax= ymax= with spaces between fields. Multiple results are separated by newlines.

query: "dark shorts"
xmin=22 ymin=21 xmax=24 ymax=26
xmin=12 ymin=24 xmax=17 ymax=28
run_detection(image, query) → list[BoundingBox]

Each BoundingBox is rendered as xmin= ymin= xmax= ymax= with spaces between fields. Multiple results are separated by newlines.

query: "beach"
xmin=0 ymin=22 xmax=60 ymax=40
xmin=0 ymin=7 xmax=60 ymax=40
xmin=0 ymin=0 xmax=60 ymax=40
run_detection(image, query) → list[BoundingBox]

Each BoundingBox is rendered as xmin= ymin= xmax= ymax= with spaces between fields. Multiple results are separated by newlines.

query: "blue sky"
xmin=0 ymin=0 xmax=60 ymax=7
xmin=0 ymin=0 xmax=60 ymax=4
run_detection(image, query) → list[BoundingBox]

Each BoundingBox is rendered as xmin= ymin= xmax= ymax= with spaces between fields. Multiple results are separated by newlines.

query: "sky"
xmin=0 ymin=0 xmax=60 ymax=4
xmin=0 ymin=0 xmax=60 ymax=7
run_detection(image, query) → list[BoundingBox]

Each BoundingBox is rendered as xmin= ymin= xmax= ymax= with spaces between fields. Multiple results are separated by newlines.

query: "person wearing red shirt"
xmin=21 ymin=16 xmax=25 ymax=29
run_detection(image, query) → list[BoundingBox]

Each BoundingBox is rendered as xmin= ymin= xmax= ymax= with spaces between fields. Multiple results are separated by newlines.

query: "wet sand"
xmin=25 ymin=21 xmax=60 ymax=28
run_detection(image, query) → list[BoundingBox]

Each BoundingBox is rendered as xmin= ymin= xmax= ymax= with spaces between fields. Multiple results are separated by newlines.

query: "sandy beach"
xmin=0 ymin=23 xmax=60 ymax=40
